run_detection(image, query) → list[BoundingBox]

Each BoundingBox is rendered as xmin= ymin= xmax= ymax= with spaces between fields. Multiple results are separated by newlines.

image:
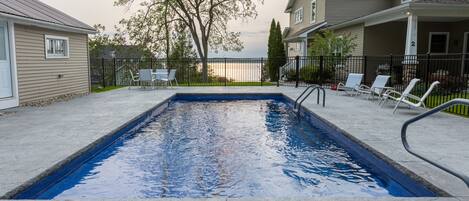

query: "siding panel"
xmin=14 ymin=24 xmax=90 ymax=104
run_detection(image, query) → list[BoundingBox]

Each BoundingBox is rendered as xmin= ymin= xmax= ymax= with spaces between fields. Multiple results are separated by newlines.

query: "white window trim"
xmin=294 ymin=7 xmax=303 ymax=24
xmin=311 ymin=0 xmax=317 ymax=24
xmin=428 ymin=32 xmax=450 ymax=54
xmin=44 ymin=35 xmax=70 ymax=59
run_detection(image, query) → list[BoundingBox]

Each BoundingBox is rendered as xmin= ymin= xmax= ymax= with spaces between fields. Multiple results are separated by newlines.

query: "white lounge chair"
xmin=159 ymin=69 xmax=178 ymax=87
xmin=381 ymin=79 xmax=440 ymax=114
xmin=139 ymin=69 xmax=156 ymax=89
xmin=337 ymin=73 xmax=364 ymax=96
xmin=357 ymin=75 xmax=391 ymax=99
xmin=129 ymin=70 xmax=140 ymax=89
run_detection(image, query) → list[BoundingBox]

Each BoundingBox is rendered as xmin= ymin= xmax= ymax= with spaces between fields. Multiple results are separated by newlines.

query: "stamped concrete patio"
xmin=0 ymin=86 xmax=468 ymax=201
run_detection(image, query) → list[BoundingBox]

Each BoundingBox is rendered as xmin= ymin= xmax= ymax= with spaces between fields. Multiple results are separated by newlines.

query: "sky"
xmin=40 ymin=0 xmax=289 ymax=58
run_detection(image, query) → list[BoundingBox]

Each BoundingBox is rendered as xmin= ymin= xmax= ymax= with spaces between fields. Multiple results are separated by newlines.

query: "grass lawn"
xmin=91 ymin=86 xmax=124 ymax=93
xmin=426 ymin=92 xmax=469 ymax=117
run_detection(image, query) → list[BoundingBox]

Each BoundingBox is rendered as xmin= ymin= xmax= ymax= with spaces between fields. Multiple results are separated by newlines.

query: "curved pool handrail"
xmin=294 ymin=85 xmax=320 ymax=109
xmin=401 ymin=98 xmax=469 ymax=188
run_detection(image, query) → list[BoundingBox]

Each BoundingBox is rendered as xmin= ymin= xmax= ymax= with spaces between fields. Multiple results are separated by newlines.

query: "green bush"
xmin=300 ymin=66 xmax=334 ymax=84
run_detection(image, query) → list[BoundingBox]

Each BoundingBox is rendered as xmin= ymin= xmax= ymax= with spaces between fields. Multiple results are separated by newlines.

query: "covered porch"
xmin=334 ymin=2 xmax=469 ymax=84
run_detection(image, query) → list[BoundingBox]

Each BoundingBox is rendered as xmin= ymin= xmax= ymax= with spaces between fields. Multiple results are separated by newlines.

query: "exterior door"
xmin=0 ymin=21 xmax=12 ymax=99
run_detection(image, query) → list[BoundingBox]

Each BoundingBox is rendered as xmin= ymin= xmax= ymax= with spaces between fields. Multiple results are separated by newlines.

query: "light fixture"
xmin=406 ymin=11 xmax=412 ymax=16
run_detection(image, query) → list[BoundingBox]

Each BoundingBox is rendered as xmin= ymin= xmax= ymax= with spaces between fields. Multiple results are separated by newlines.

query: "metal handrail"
xmin=294 ymin=85 xmax=319 ymax=109
xmin=401 ymin=98 xmax=469 ymax=188
xmin=294 ymin=85 xmax=326 ymax=115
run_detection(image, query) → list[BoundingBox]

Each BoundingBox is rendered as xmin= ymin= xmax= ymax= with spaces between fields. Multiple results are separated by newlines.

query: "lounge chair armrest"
xmin=384 ymin=89 xmax=401 ymax=97
xmin=406 ymin=94 xmax=421 ymax=101
xmin=359 ymin=85 xmax=371 ymax=90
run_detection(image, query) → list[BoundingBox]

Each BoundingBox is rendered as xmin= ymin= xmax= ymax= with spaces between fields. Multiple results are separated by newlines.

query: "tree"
xmin=266 ymin=20 xmax=286 ymax=81
xmin=275 ymin=21 xmax=287 ymax=75
xmin=308 ymin=30 xmax=357 ymax=56
xmin=115 ymin=0 xmax=262 ymax=81
xmin=266 ymin=19 xmax=276 ymax=81
xmin=88 ymin=24 xmax=126 ymax=58
xmin=169 ymin=24 xmax=198 ymax=81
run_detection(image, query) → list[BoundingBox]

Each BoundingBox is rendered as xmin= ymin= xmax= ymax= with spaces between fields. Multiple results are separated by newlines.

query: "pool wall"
xmin=10 ymin=93 xmax=444 ymax=199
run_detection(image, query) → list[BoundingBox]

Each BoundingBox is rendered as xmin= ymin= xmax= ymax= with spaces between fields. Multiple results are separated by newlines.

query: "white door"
xmin=0 ymin=21 xmax=12 ymax=99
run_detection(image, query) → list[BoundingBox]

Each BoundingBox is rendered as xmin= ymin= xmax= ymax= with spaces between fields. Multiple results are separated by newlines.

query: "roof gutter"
xmin=328 ymin=4 xmax=409 ymax=30
xmin=328 ymin=2 xmax=469 ymax=30
xmin=0 ymin=12 xmax=97 ymax=34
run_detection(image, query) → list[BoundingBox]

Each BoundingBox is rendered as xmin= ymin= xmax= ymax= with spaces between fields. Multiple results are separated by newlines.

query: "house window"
xmin=311 ymin=0 xmax=317 ymax=23
xmin=45 ymin=35 xmax=69 ymax=59
xmin=294 ymin=7 xmax=303 ymax=24
xmin=428 ymin=32 xmax=449 ymax=54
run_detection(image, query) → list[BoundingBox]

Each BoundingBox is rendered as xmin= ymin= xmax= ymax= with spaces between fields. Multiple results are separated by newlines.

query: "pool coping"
xmin=1 ymin=92 xmax=454 ymax=199
xmin=3 ymin=95 xmax=177 ymax=199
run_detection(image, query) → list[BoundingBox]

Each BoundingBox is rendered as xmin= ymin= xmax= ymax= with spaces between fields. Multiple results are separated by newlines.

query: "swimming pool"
xmin=17 ymin=94 xmax=435 ymax=199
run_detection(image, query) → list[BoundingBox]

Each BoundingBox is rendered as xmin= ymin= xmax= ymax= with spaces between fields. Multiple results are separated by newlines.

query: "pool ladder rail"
xmin=294 ymin=85 xmax=326 ymax=115
xmin=401 ymin=98 xmax=469 ymax=188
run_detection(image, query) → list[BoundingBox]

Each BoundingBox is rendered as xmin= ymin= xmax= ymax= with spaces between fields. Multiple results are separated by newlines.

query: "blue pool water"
xmin=35 ymin=98 xmax=422 ymax=199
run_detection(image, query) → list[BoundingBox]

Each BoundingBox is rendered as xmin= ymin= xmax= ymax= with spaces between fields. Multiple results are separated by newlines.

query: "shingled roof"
xmin=0 ymin=0 xmax=95 ymax=33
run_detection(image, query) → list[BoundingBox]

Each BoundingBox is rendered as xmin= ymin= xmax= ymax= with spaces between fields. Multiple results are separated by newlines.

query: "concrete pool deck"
xmin=0 ymin=87 xmax=468 ymax=201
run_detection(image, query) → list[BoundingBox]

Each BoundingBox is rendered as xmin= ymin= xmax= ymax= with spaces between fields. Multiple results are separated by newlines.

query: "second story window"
xmin=294 ymin=7 xmax=303 ymax=24
xmin=311 ymin=0 xmax=317 ymax=23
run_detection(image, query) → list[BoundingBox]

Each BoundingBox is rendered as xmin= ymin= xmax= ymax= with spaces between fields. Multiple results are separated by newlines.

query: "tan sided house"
xmin=0 ymin=0 xmax=96 ymax=110
xmin=284 ymin=0 xmax=469 ymax=61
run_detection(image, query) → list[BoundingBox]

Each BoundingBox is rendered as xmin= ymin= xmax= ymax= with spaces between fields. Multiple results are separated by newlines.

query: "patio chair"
xmin=337 ymin=73 xmax=364 ymax=96
xmin=159 ymin=69 xmax=178 ymax=87
xmin=381 ymin=79 xmax=440 ymax=114
xmin=356 ymin=75 xmax=391 ymax=99
xmin=128 ymin=70 xmax=140 ymax=89
xmin=139 ymin=69 xmax=156 ymax=89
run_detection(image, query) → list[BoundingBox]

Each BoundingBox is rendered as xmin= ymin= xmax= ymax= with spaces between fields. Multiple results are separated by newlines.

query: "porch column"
xmin=303 ymin=38 xmax=308 ymax=57
xmin=403 ymin=14 xmax=418 ymax=84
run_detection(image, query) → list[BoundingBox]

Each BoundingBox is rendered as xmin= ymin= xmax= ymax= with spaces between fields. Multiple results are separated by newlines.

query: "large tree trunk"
xmin=201 ymin=57 xmax=209 ymax=82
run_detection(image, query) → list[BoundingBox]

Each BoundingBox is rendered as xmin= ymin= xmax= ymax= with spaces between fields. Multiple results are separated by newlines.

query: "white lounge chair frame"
xmin=128 ymin=70 xmax=140 ymax=89
xmin=381 ymin=79 xmax=440 ymax=114
xmin=357 ymin=75 xmax=391 ymax=99
xmin=337 ymin=73 xmax=364 ymax=96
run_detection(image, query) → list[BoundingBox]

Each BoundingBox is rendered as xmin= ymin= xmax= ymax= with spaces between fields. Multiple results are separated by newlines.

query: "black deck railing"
xmin=90 ymin=54 xmax=469 ymax=117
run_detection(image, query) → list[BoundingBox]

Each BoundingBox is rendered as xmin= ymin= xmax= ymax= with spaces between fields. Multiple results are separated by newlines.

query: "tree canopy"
xmin=115 ymin=0 xmax=263 ymax=81
xmin=266 ymin=19 xmax=286 ymax=81
xmin=308 ymin=30 xmax=357 ymax=56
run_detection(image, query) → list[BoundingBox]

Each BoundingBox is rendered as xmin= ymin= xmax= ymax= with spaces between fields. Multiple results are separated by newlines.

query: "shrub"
xmin=300 ymin=65 xmax=334 ymax=84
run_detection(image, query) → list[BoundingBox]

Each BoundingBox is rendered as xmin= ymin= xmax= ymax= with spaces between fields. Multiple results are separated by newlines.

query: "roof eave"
xmin=0 ymin=12 xmax=97 ymax=34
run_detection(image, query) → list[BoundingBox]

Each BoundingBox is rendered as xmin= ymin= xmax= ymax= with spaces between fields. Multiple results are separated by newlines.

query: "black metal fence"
xmin=90 ymin=54 xmax=469 ymax=116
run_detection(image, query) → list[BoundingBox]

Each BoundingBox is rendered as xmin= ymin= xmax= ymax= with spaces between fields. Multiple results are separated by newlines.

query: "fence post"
xmin=363 ymin=56 xmax=368 ymax=85
xmin=113 ymin=58 xmax=117 ymax=86
xmin=295 ymin=56 xmax=300 ymax=88
xmin=277 ymin=58 xmax=280 ymax=87
xmin=261 ymin=58 xmax=264 ymax=87
xmin=150 ymin=57 xmax=153 ymax=69
xmin=425 ymin=54 xmax=431 ymax=90
xmin=389 ymin=54 xmax=393 ymax=86
xmin=319 ymin=56 xmax=324 ymax=86
xmin=224 ymin=58 xmax=227 ymax=87
xmin=101 ymin=58 xmax=106 ymax=88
